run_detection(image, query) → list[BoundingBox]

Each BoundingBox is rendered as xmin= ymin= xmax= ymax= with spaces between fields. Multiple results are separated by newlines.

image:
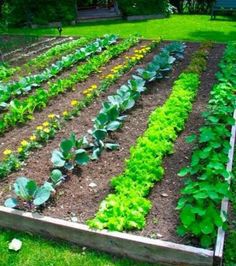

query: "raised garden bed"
xmin=0 ymin=36 xmax=235 ymax=266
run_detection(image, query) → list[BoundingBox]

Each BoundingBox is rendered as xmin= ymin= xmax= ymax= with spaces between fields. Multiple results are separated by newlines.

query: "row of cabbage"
xmin=0 ymin=35 xmax=117 ymax=109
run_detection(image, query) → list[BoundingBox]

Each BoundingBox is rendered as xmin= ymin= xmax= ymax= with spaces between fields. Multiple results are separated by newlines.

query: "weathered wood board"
xmin=0 ymin=206 xmax=213 ymax=266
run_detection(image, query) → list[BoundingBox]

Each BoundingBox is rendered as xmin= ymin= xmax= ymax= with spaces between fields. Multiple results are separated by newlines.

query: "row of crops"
xmin=0 ymin=35 xmax=235 ymax=250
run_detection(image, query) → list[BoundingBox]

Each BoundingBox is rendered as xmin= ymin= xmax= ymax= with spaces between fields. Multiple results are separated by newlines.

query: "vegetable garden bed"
xmin=0 ymin=36 xmax=235 ymax=266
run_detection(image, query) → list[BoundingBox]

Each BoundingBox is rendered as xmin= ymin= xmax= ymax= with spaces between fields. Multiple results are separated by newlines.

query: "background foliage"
xmin=170 ymin=0 xmax=215 ymax=13
xmin=1 ymin=0 xmax=76 ymax=26
xmin=117 ymin=0 xmax=169 ymax=16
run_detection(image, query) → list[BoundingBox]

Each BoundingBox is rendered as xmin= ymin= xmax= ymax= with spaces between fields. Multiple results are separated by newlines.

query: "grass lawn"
xmin=4 ymin=15 xmax=236 ymax=43
xmin=0 ymin=228 xmax=153 ymax=266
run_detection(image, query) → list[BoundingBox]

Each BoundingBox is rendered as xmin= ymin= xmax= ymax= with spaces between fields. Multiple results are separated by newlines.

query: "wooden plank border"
xmin=0 ymin=206 xmax=213 ymax=266
xmin=214 ymin=109 xmax=236 ymax=266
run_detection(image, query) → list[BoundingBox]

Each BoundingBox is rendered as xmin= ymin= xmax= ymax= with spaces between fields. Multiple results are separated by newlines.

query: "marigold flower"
xmin=43 ymin=128 xmax=50 ymax=133
xmin=21 ymin=140 xmax=29 ymax=147
xmin=30 ymin=135 xmax=37 ymax=141
xmin=106 ymin=74 xmax=114 ymax=79
xmin=48 ymin=114 xmax=55 ymax=119
xmin=71 ymin=100 xmax=78 ymax=107
xmin=42 ymin=121 xmax=49 ymax=127
xmin=3 ymin=149 xmax=12 ymax=156
xmin=36 ymin=126 xmax=43 ymax=131
xmin=91 ymin=84 xmax=97 ymax=89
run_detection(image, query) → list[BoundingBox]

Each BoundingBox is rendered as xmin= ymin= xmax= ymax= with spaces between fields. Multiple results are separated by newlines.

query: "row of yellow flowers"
xmin=0 ymin=42 xmax=157 ymax=178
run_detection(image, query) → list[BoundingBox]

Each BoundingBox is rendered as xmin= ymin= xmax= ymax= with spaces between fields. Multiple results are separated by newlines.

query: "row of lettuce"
xmin=0 ymin=43 xmax=155 ymax=179
xmin=4 ymin=41 xmax=185 ymax=211
xmin=0 ymin=35 xmax=140 ymax=135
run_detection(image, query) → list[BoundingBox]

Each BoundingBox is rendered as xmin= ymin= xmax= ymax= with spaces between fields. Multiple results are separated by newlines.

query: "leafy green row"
xmin=0 ymin=35 xmax=117 ymax=109
xmin=87 ymin=43 xmax=212 ymax=232
xmin=1 ymin=38 xmax=83 ymax=82
xmin=0 ymin=64 xmax=19 ymax=81
xmin=51 ymin=42 xmax=185 ymax=173
xmin=0 ymin=42 xmax=156 ymax=179
xmin=176 ymin=43 xmax=236 ymax=248
xmin=20 ymin=37 xmax=91 ymax=75
xmin=0 ymin=36 xmax=140 ymax=135
xmin=5 ymin=41 xmax=184 ymax=210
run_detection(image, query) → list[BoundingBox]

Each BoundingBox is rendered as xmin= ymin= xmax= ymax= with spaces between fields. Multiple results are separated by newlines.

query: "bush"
xmin=117 ymin=0 xmax=169 ymax=16
xmin=1 ymin=0 xmax=76 ymax=26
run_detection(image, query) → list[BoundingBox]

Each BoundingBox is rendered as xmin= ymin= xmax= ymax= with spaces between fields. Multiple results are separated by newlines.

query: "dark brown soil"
xmin=11 ymin=37 xmax=78 ymax=77
xmin=0 ymin=42 xmax=198 ymax=226
xmin=5 ymin=37 xmax=69 ymax=66
xmin=0 ymin=40 xmax=150 ymax=157
xmin=133 ymin=44 xmax=225 ymax=245
xmin=2 ymin=37 xmax=77 ymax=84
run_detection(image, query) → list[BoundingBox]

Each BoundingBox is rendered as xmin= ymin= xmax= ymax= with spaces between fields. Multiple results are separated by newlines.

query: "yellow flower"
xmin=71 ymin=100 xmax=78 ymax=107
xmin=106 ymin=74 xmax=114 ymax=79
xmin=42 ymin=121 xmax=49 ymax=127
xmin=43 ymin=128 xmax=50 ymax=133
xmin=36 ymin=126 xmax=43 ymax=131
xmin=3 ymin=149 xmax=12 ymax=156
xmin=86 ymin=93 xmax=93 ymax=98
xmin=63 ymin=111 xmax=69 ymax=116
xmin=48 ymin=114 xmax=55 ymax=119
xmin=30 ymin=135 xmax=37 ymax=141
xmin=91 ymin=84 xmax=97 ymax=89
xmin=21 ymin=140 xmax=29 ymax=147
xmin=18 ymin=147 xmax=23 ymax=153
xmin=83 ymin=90 xmax=88 ymax=95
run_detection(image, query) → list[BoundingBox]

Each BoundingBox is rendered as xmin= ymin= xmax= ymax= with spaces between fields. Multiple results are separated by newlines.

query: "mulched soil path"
xmin=134 ymin=44 xmax=225 ymax=245
xmin=2 ymin=36 xmax=49 ymax=57
xmin=0 ymin=40 xmax=149 ymax=157
xmin=8 ymin=37 xmax=78 ymax=78
xmin=0 ymin=43 xmax=198 ymax=225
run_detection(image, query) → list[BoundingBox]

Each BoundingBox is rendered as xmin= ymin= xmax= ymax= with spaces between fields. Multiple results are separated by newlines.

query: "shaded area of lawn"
xmin=0 ymin=228 xmax=155 ymax=266
xmin=3 ymin=15 xmax=236 ymax=43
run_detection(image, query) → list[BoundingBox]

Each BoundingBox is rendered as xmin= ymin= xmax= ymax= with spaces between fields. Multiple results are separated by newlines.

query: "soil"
xmin=3 ymin=37 xmax=59 ymax=64
xmin=134 ymin=44 xmax=225 ymax=245
xmin=0 ymin=40 xmax=150 ymax=157
xmin=0 ymin=42 xmax=198 ymax=226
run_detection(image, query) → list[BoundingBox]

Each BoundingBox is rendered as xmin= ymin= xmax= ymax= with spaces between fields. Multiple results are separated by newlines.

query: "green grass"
xmin=3 ymin=15 xmax=236 ymax=43
xmin=0 ymin=228 xmax=155 ymax=266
